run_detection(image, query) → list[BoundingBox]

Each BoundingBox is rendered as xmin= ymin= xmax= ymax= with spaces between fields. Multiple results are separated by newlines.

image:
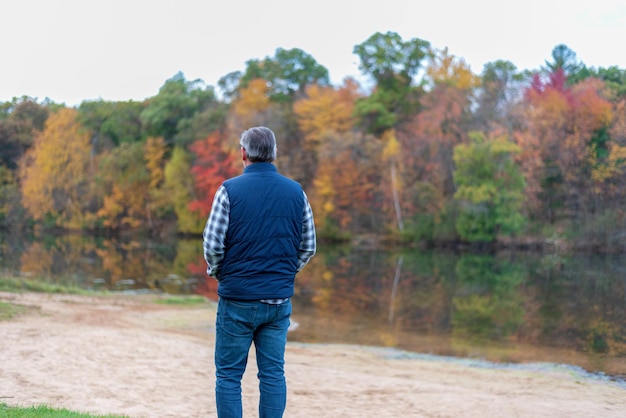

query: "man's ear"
xmin=241 ymin=147 xmax=247 ymax=161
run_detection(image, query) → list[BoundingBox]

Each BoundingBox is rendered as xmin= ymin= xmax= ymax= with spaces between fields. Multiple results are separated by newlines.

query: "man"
xmin=203 ymin=126 xmax=316 ymax=418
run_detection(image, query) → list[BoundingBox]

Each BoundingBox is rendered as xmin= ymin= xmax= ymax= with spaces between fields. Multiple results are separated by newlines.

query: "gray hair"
xmin=239 ymin=126 xmax=277 ymax=163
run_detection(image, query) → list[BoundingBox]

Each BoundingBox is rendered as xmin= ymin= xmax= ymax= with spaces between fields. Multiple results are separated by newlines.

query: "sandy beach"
xmin=0 ymin=291 xmax=624 ymax=418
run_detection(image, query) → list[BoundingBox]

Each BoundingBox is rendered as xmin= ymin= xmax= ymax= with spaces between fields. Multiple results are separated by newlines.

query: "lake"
xmin=1 ymin=231 xmax=624 ymax=381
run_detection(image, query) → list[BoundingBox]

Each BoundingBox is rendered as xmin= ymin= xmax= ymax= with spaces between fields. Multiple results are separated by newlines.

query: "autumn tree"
xmin=381 ymin=48 xmax=481 ymax=240
xmin=514 ymin=71 xmax=570 ymax=218
xmin=221 ymin=48 xmax=331 ymax=186
xmin=293 ymin=79 xmax=360 ymax=150
xmin=351 ymin=33 xmax=433 ymax=233
xmin=575 ymin=78 xmax=626 ymax=242
xmin=20 ymin=108 xmax=95 ymax=229
xmin=143 ymin=136 xmax=170 ymax=228
xmin=225 ymin=75 xmax=293 ymax=168
xmin=517 ymin=70 xmax=614 ymax=222
xmin=396 ymin=49 xmax=476 ymax=223
xmin=291 ymin=78 xmax=361 ymax=190
xmin=310 ymin=131 xmax=383 ymax=236
xmin=96 ymin=142 xmax=151 ymax=229
xmin=163 ymin=146 xmax=205 ymax=234
xmin=188 ymin=131 xmax=240 ymax=220
xmin=229 ymin=78 xmax=272 ymax=133
xmin=426 ymin=47 xmax=479 ymax=90
xmin=453 ymin=132 xmax=526 ymax=242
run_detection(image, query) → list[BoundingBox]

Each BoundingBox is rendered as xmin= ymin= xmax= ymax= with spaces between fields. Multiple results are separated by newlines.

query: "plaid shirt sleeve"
xmin=203 ymin=185 xmax=230 ymax=279
xmin=297 ymin=191 xmax=316 ymax=272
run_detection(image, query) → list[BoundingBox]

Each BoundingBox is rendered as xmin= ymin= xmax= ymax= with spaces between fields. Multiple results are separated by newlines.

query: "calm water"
xmin=1 ymin=232 xmax=624 ymax=380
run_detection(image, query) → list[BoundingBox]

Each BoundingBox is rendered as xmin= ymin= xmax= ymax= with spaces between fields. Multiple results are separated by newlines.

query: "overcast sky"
xmin=1 ymin=0 xmax=625 ymax=106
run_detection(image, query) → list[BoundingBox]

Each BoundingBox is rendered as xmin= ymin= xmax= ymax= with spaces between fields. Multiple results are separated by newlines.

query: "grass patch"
xmin=0 ymin=403 xmax=128 ymax=417
xmin=0 ymin=277 xmax=100 ymax=295
xmin=0 ymin=301 xmax=27 ymax=321
xmin=154 ymin=295 xmax=208 ymax=306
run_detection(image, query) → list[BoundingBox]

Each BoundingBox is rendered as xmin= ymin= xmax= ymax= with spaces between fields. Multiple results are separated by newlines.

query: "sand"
xmin=0 ymin=291 xmax=624 ymax=418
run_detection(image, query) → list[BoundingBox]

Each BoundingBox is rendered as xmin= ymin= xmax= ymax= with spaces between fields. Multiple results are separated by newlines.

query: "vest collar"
xmin=243 ymin=162 xmax=277 ymax=174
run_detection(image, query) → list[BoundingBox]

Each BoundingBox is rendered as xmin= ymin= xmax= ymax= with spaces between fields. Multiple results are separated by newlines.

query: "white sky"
xmin=1 ymin=0 xmax=625 ymax=106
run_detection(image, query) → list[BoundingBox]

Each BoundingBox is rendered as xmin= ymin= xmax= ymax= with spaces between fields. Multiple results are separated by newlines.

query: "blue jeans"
xmin=215 ymin=298 xmax=292 ymax=418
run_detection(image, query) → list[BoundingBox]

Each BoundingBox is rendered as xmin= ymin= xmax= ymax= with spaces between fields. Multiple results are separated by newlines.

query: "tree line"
xmin=2 ymin=31 xmax=626 ymax=250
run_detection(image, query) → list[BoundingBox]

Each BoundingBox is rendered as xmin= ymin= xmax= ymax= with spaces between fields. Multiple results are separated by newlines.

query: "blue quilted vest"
xmin=217 ymin=162 xmax=304 ymax=300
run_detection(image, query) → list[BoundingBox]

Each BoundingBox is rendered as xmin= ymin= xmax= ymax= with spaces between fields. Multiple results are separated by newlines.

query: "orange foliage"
xmin=572 ymin=78 xmax=613 ymax=133
xmin=517 ymin=73 xmax=616 ymax=216
xmin=96 ymin=142 xmax=151 ymax=229
xmin=400 ymin=84 xmax=470 ymax=200
xmin=311 ymin=132 xmax=381 ymax=231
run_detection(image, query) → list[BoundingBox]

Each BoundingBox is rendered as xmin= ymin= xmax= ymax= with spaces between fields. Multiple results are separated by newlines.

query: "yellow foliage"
xmin=144 ymin=137 xmax=166 ymax=189
xmin=20 ymin=108 xmax=93 ymax=227
xmin=381 ymin=129 xmax=400 ymax=159
xmin=228 ymin=78 xmax=272 ymax=132
xmin=323 ymin=201 xmax=335 ymax=214
xmin=426 ymin=47 xmax=479 ymax=90
xmin=232 ymin=79 xmax=270 ymax=117
xmin=293 ymin=80 xmax=359 ymax=148
xmin=592 ymin=144 xmax=626 ymax=185
xmin=98 ymin=184 xmax=125 ymax=227
xmin=312 ymin=171 xmax=336 ymax=228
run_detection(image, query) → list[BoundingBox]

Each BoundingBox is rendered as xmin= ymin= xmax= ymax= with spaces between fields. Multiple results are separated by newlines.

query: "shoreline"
xmin=335 ymin=343 xmax=626 ymax=388
xmin=1 ymin=291 xmax=624 ymax=417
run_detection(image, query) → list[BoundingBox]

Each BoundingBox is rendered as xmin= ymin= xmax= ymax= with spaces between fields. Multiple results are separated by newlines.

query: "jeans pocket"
xmin=218 ymin=298 xmax=258 ymax=337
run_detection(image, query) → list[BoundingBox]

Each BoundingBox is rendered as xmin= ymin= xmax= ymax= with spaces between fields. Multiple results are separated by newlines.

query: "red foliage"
xmin=188 ymin=131 xmax=240 ymax=218
xmin=525 ymin=69 xmax=575 ymax=107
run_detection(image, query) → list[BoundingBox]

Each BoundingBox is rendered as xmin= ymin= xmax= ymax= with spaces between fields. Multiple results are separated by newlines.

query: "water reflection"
xmin=1 ymin=232 xmax=203 ymax=292
xmin=1 ymin=232 xmax=624 ymax=378
xmin=289 ymin=246 xmax=626 ymax=378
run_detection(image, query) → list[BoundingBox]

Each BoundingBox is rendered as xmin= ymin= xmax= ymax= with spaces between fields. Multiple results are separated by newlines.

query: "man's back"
xmin=218 ymin=162 xmax=305 ymax=300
